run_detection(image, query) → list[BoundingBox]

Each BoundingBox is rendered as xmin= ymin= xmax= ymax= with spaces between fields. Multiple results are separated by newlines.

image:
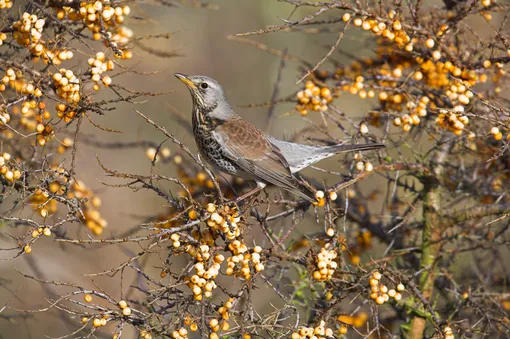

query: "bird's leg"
xmin=234 ymin=185 xmax=263 ymax=204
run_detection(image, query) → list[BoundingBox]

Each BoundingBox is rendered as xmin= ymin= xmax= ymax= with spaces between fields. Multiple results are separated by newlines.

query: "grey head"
xmin=175 ymin=73 xmax=236 ymax=120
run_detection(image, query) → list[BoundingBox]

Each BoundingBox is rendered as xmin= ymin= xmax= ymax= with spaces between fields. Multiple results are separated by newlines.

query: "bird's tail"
xmin=280 ymin=142 xmax=385 ymax=202
xmin=326 ymin=142 xmax=385 ymax=154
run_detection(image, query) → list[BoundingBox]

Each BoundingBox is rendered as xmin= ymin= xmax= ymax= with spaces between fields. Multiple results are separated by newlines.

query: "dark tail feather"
xmin=293 ymin=181 xmax=317 ymax=202
xmin=328 ymin=142 xmax=385 ymax=154
xmin=286 ymin=186 xmax=316 ymax=202
xmin=284 ymin=175 xmax=317 ymax=202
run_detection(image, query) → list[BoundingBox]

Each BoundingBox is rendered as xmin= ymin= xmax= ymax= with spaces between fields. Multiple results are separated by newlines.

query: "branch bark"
xmin=410 ymin=140 xmax=452 ymax=338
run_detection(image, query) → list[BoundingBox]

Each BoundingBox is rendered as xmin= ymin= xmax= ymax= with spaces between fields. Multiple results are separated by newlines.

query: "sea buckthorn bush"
xmin=1 ymin=1 xmax=509 ymax=339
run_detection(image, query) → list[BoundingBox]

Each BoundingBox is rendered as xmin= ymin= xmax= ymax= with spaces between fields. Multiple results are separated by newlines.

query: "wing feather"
xmin=214 ymin=118 xmax=315 ymax=201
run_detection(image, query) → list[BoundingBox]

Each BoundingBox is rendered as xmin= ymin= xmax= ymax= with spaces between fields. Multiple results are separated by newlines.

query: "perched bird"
xmin=175 ymin=73 xmax=384 ymax=202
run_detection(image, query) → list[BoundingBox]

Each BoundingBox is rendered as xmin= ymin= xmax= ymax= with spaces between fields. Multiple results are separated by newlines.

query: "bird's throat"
xmin=192 ymin=106 xmax=224 ymax=135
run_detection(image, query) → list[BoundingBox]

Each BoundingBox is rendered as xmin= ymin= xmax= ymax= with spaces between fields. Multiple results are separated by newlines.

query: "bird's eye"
xmin=200 ymin=82 xmax=208 ymax=89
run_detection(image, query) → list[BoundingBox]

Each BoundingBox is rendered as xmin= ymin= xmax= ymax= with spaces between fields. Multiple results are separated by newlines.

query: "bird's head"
xmin=175 ymin=73 xmax=234 ymax=119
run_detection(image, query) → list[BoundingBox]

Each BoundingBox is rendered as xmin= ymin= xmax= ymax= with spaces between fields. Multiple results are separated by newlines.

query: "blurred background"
xmin=1 ymin=0 xmax=498 ymax=337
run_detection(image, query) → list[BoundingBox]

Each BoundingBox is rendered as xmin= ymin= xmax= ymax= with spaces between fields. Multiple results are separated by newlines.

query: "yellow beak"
xmin=175 ymin=73 xmax=197 ymax=89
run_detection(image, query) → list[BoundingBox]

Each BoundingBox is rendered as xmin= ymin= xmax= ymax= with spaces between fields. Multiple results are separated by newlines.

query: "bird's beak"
xmin=174 ymin=73 xmax=197 ymax=89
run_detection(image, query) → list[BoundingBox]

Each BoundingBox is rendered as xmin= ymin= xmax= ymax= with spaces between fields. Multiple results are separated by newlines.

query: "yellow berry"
xmin=329 ymin=191 xmax=338 ymax=201
xmin=4 ymin=171 xmax=14 ymax=182
xmin=209 ymin=318 xmax=219 ymax=328
xmin=122 ymin=307 xmax=132 ymax=316
xmin=206 ymin=203 xmax=216 ymax=213
xmin=313 ymin=271 xmax=322 ymax=281
xmin=185 ymin=209 xmax=198 ymax=220
xmin=365 ymin=162 xmax=374 ymax=172
xmin=102 ymin=76 xmax=112 ymax=86
xmin=320 ymin=87 xmax=331 ymax=98
xmin=315 ymin=190 xmax=325 ymax=199
xmin=355 ymin=161 xmax=365 ymax=171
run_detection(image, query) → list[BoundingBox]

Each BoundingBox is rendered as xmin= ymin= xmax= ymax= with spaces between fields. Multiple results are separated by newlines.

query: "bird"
xmin=175 ymin=73 xmax=385 ymax=202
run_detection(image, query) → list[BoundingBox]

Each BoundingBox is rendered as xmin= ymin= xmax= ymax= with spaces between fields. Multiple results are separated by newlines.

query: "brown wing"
xmin=213 ymin=117 xmax=315 ymax=202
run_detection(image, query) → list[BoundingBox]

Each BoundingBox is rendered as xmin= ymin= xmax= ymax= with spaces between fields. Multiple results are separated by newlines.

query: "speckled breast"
xmin=192 ymin=112 xmax=241 ymax=177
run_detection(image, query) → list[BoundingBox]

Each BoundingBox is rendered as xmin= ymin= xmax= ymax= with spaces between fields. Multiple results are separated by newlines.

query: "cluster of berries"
xmin=369 ymin=271 xmax=405 ymax=305
xmin=291 ymin=320 xmax=334 ymax=339
xmin=295 ymin=81 xmax=333 ymax=116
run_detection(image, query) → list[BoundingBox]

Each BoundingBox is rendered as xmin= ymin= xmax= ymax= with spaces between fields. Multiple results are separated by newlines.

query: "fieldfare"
xmin=175 ymin=73 xmax=385 ymax=202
